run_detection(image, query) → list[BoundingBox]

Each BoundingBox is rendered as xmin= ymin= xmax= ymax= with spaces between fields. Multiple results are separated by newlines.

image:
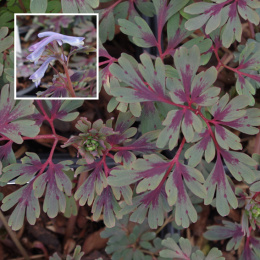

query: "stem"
xmin=248 ymin=21 xmax=255 ymax=39
xmin=0 ymin=210 xmax=29 ymax=260
xmin=18 ymin=0 xmax=26 ymax=12
xmin=62 ymin=63 xmax=76 ymax=97
xmin=36 ymin=100 xmax=57 ymax=134
xmin=102 ymin=0 xmax=122 ymax=18
xmin=155 ymin=215 xmax=175 ymax=235
xmin=99 ymin=59 xmax=117 ymax=67
xmin=212 ymin=45 xmax=258 ymax=81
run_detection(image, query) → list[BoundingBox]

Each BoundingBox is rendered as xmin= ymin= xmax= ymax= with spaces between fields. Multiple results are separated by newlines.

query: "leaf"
xmin=157 ymin=109 xmax=203 ymax=150
xmin=0 ymin=84 xmax=40 ymax=144
xmin=74 ymin=161 xmax=107 ymax=206
xmin=221 ymin=150 xmax=256 ymax=184
xmin=1 ymin=184 xmax=40 ymax=230
xmin=118 ymin=17 xmax=157 ymax=48
xmin=166 ymin=163 xmax=206 ymax=228
xmin=61 ymin=0 xmax=97 ymax=13
xmin=30 ymin=0 xmax=47 ymax=13
xmin=172 ymin=45 xmax=200 ymax=101
xmin=140 ymin=102 xmax=163 ymax=133
xmin=153 ymin=0 xmax=189 ymax=34
xmin=160 ymin=236 xmax=225 ymax=260
xmin=210 ymin=94 xmax=260 ymax=135
xmin=109 ymin=53 xmax=167 ymax=103
xmin=204 ymin=221 xmax=244 ymax=251
xmin=109 ymin=154 xmax=169 ymax=193
xmin=204 ymin=152 xmax=238 ymax=216
xmin=160 ymin=237 xmax=192 ymax=259
xmin=0 ymin=141 xmax=15 ymax=167
xmin=0 ymin=153 xmax=42 ymax=184
xmin=0 ymin=27 xmax=13 ymax=53
xmin=92 ymin=186 xmax=121 ymax=228
xmin=33 ymin=161 xmax=73 ymax=218
xmin=44 ymin=99 xmax=84 ymax=122
xmin=120 ymin=187 xmax=171 ymax=229
xmin=184 ymin=0 xmax=260 ymax=47
xmin=185 ymin=129 xmax=215 ymax=167
xmin=165 ymin=13 xmax=192 ymax=56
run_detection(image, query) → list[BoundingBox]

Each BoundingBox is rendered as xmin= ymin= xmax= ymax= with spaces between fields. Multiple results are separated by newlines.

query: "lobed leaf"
xmin=1 ymin=184 xmax=40 ymax=230
xmin=0 ymin=85 xmax=40 ymax=144
xmin=33 ymin=162 xmax=73 ymax=218
xmin=166 ymin=163 xmax=206 ymax=228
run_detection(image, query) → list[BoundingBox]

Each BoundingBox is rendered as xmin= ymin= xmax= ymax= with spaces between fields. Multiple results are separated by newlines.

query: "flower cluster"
xmin=62 ymin=118 xmax=117 ymax=163
xmin=27 ymin=32 xmax=85 ymax=87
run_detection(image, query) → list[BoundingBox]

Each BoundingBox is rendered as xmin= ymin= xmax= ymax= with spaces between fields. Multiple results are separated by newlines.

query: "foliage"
xmin=1 ymin=0 xmax=260 ymax=259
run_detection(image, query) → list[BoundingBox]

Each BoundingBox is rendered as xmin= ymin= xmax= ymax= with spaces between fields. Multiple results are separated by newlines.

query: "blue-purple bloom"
xmin=27 ymin=32 xmax=85 ymax=63
xmin=29 ymin=54 xmax=67 ymax=87
xmin=27 ymin=32 xmax=84 ymax=87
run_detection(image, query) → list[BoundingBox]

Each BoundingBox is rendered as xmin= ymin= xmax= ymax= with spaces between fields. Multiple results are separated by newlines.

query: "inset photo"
xmin=15 ymin=14 xmax=98 ymax=99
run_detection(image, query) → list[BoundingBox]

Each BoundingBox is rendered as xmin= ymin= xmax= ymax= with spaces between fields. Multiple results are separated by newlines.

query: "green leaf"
xmin=30 ymin=0 xmax=47 ymax=13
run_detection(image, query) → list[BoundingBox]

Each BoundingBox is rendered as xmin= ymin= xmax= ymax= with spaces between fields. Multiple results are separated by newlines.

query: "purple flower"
xmin=29 ymin=56 xmax=56 ymax=87
xmin=29 ymin=54 xmax=67 ymax=87
xmin=27 ymin=32 xmax=85 ymax=63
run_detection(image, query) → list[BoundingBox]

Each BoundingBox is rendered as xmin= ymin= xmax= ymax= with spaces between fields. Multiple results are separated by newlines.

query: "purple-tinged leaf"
xmin=173 ymin=46 xmax=200 ymax=100
xmin=170 ymin=45 xmax=217 ymax=107
xmin=109 ymin=54 xmax=167 ymax=103
xmin=125 ymin=130 xmax=159 ymax=153
xmin=241 ymin=236 xmax=260 ymax=260
xmin=33 ymin=161 xmax=73 ymax=218
xmin=204 ymin=220 xmax=244 ymax=251
xmin=185 ymin=130 xmax=215 ymax=167
xmin=157 ymin=109 xmax=202 ymax=150
xmin=214 ymin=124 xmax=242 ymax=150
xmin=166 ymin=162 xmax=206 ymax=228
xmin=114 ymin=151 xmax=136 ymax=167
xmin=1 ymin=183 xmax=40 ymax=230
xmin=235 ymin=42 xmax=260 ymax=105
xmin=204 ymin=153 xmax=238 ymax=216
xmin=0 ymin=153 xmax=42 ymax=184
xmin=120 ymin=186 xmax=171 ymax=229
xmin=181 ymin=110 xmax=203 ymax=142
xmin=109 ymin=154 xmax=169 ymax=193
xmin=119 ymin=17 xmax=157 ymax=48
xmin=165 ymin=13 xmax=192 ymax=56
xmin=185 ymin=0 xmax=260 ymax=47
xmin=45 ymin=99 xmax=84 ymax=122
xmin=0 ymin=141 xmax=15 ymax=167
xmin=107 ymin=111 xmax=136 ymax=145
xmin=74 ymin=161 xmax=107 ymax=206
xmin=221 ymin=150 xmax=256 ymax=184
xmin=92 ymin=187 xmax=121 ymax=228
xmin=153 ymin=0 xmax=189 ymax=33
xmin=0 ymin=85 xmax=40 ymax=144
xmin=190 ymin=67 xmax=219 ymax=106
xmin=156 ymin=110 xmax=183 ymax=150
xmin=211 ymin=94 xmax=260 ymax=135
xmin=221 ymin=3 xmax=242 ymax=48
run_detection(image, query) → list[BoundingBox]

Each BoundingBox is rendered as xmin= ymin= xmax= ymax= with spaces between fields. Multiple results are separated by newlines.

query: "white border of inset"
xmin=14 ymin=13 xmax=99 ymax=100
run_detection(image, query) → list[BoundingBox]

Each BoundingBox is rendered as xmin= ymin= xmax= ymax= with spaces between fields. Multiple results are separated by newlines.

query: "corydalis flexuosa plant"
xmin=1 ymin=1 xmax=260 ymax=259
xmin=27 ymin=32 xmax=85 ymax=97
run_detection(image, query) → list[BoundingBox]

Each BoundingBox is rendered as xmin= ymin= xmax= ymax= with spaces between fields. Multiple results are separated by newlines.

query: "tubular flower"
xmin=27 ymin=32 xmax=85 ymax=63
xmin=29 ymin=54 xmax=67 ymax=87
